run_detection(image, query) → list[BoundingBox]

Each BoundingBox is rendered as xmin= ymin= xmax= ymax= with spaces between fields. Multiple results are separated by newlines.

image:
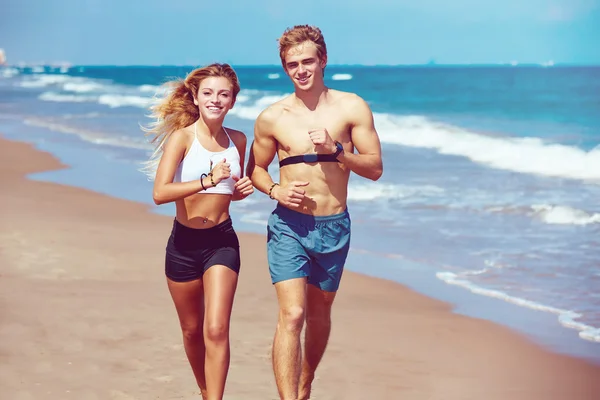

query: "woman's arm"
xmin=152 ymin=129 xmax=213 ymax=205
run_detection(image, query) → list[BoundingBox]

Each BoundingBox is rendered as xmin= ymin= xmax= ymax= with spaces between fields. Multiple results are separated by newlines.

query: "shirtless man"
xmin=247 ymin=25 xmax=383 ymax=400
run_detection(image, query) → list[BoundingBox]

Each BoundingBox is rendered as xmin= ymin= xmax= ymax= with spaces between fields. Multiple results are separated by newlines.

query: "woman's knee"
xmin=204 ymin=319 xmax=230 ymax=344
xmin=181 ymin=321 xmax=203 ymax=343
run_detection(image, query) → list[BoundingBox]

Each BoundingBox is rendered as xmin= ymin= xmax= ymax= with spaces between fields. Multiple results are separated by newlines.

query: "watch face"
xmin=335 ymin=141 xmax=343 ymax=155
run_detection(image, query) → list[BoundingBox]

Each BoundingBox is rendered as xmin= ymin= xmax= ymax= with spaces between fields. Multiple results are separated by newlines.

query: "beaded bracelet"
xmin=208 ymin=172 xmax=216 ymax=187
xmin=268 ymin=182 xmax=279 ymax=199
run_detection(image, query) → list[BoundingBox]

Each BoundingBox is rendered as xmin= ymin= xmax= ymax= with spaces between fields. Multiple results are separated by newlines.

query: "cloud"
xmin=543 ymin=4 xmax=575 ymax=21
xmin=540 ymin=0 xmax=599 ymax=22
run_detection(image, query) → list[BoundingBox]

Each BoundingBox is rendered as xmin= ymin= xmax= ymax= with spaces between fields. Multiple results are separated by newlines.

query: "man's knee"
xmin=305 ymin=311 xmax=331 ymax=329
xmin=306 ymin=290 xmax=336 ymax=323
xmin=279 ymin=305 xmax=305 ymax=333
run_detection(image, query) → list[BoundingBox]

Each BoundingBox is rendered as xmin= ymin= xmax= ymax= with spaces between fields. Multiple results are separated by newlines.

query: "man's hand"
xmin=233 ymin=176 xmax=254 ymax=199
xmin=272 ymin=181 xmax=310 ymax=208
xmin=308 ymin=128 xmax=336 ymax=154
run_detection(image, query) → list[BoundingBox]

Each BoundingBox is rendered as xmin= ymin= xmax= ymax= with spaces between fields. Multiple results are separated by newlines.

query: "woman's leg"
xmin=167 ymin=278 xmax=207 ymax=398
xmin=202 ymin=265 xmax=239 ymax=400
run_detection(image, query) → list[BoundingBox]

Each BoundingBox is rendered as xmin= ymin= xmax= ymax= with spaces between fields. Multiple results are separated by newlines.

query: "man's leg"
xmin=272 ymin=277 xmax=308 ymax=400
xmin=298 ymin=209 xmax=350 ymax=399
xmin=298 ymin=284 xmax=336 ymax=400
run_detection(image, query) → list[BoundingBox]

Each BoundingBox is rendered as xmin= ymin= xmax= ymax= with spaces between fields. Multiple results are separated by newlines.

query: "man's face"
xmin=283 ymin=41 xmax=327 ymax=91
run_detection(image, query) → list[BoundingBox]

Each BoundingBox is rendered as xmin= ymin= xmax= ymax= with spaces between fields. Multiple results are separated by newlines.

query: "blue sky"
xmin=1 ymin=0 xmax=599 ymax=65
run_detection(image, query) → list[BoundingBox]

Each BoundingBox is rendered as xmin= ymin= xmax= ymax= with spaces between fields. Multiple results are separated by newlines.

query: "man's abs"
xmin=279 ymin=162 xmax=350 ymax=216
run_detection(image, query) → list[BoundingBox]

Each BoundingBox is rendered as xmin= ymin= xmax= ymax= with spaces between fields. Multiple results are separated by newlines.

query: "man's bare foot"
xmin=298 ymin=379 xmax=313 ymax=400
xmin=298 ymin=368 xmax=315 ymax=399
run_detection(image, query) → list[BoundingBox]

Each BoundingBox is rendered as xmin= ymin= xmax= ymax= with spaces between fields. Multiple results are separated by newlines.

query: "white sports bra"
xmin=173 ymin=123 xmax=241 ymax=195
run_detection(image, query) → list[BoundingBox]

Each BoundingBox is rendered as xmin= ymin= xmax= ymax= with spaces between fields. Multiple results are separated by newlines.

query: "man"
xmin=247 ymin=25 xmax=383 ymax=400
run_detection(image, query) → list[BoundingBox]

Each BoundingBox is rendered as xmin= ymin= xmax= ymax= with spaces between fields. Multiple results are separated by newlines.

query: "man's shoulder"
xmin=328 ymin=89 xmax=366 ymax=107
xmin=256 ymin=96 xmax=293 ymax=126
xmin=327 ymin=89 xmax=370 ymax=121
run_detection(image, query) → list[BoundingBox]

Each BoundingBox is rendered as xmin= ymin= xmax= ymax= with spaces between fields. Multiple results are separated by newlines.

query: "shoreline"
xmin=2 ymin=135 xmax=600 ymax=399
xmin=6 ymin=120 xmax=600 ymax=364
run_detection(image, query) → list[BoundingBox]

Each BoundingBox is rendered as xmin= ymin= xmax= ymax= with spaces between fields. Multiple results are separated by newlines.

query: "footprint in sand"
xmin=127 ymin=358 xmax=152 ymax=372
xmin=109 ymin=390 xmax=138 ymax=400
xmin=13 ymin=391 xmax=35 ymax=400
xmin=259 ymin=343 xmax=272 ymax=360
xmin=154 ymin=375 xmax=174 ymax=383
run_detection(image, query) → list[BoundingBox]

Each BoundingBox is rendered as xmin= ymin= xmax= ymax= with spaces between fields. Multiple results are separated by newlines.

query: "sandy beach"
xmin=1 ymin=135 xmax=599 ymax=400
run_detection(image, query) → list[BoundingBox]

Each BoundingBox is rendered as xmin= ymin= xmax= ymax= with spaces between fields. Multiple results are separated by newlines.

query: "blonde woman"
xmin=143 ymin=63 xmax=253 ymax=400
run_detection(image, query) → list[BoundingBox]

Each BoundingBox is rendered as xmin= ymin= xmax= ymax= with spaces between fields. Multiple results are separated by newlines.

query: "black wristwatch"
xmin=333 ymin=141 xmax=343 ymax=159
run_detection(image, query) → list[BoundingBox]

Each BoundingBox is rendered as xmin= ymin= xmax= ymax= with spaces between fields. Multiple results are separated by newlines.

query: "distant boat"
xmin=0 ymin=48 xmax=6 ymax=65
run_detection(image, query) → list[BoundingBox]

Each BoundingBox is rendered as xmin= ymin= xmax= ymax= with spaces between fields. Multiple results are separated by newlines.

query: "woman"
xmin=142 ymin=63 xmax=253 ymax=399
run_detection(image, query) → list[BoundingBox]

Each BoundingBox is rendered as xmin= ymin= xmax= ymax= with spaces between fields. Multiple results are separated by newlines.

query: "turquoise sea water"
xmin=1 ymin=64 xmax=599 ymax=362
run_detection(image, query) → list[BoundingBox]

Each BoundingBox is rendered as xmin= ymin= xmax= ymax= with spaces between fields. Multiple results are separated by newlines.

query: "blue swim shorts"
xmin=266 ymin=204 xmax=351 ymax=292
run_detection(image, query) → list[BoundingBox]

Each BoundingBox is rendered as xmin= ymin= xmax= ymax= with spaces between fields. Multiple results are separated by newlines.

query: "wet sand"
xmin=1 ymin=136 xmax=599 ymax=399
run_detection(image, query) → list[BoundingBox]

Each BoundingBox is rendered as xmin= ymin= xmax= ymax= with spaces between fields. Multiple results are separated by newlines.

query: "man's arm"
xmin=247 ymin=108 xmax=310 ymax=207
xmin=337 ymin=94 xmax=383 ymax=181
xmin=229 ymin=130 xmax=254 ymax=201
xmin=246 ymin=109 xmax=279 ymax=196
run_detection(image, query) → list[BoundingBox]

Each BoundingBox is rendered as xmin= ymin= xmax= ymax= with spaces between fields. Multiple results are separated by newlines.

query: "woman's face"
xmin=194 ymin=76 xmax=235 ymax=122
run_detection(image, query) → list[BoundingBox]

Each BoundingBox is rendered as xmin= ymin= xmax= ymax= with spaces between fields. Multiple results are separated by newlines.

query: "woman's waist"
xmin=175 ymin=196 xmax=232 ymax=229
xmin=169 ymin=215 xmax=238 ymax=249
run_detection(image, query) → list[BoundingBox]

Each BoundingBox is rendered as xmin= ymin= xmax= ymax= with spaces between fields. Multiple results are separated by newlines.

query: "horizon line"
xmin=3 ymin=62 xmax=600 ymax=68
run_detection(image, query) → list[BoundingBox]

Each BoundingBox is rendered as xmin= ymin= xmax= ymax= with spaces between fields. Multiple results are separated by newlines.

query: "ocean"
xmin=1 ymin=64 xmax=599 ymax=362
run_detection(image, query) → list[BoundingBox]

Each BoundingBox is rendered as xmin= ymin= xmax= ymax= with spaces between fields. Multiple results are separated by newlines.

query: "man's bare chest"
xmin=273 ymin=113 xmax=349 ymax=154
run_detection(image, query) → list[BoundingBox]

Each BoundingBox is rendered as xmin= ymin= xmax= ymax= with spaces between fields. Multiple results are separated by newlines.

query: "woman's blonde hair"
xmin=140 ymin=63 xmax=240 ymax=180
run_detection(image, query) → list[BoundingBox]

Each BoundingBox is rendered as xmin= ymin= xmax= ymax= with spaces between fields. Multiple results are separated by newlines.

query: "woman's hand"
xmin=209 ymin=158 xmax=231 ymax=185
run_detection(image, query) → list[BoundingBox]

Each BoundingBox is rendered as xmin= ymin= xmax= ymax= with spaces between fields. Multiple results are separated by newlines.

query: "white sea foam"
xmin=38 ymin=91 xmax=152 ymax=109
xmin=331 ymin=73 xmax=352 ymax=81
xmin=97 ymin=94 xmax=151 ymax=108
xmin=531 ymin=204 xmax=600 ymax=226
xmin=138 ymin=84 xmax=160 ymax=93
xmin=24 ymin=75 xmax=153 ymax=109
xmin=18 ymin=74 xmax=72 ymax=88
xmin=1 ymin=67 xmax=19 ymax=78
xmin=437 ymin=271 xmax=600 ymax=343
xmin=235 ymin=94 xmax=250 ymax=103
xmin=267 ymin=73 xmax=280 ymax=79
xmin=238 ymin=211 xmax=269 ymax=227
xmin=229 ymin=94 xmax=289 ymax=120
xmin=347 ymin=182 xmax=445 ymax=202
xmin=39 ymin=92 xmax=96 ymax=103
xmin=486 ymin=204 xmax=600 ymax=225
xmin=24 ymin=118 xmax=151 ymax=151
xmin=375 ymin=114 xmax=600 ymax=183
xmin=62 ymin=82 xmax=106 ymax=93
